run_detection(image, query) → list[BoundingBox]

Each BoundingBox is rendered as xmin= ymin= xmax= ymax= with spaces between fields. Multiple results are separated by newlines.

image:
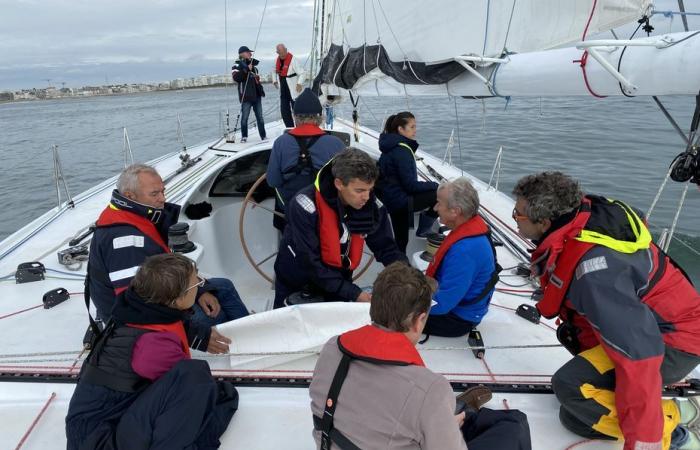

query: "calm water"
xmin=0 ymin=86 xmax=698 ymax=280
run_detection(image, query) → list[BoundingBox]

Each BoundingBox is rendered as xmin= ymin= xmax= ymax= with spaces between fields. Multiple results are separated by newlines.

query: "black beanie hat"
xmin=293 ymin=88 xmax=322 ymax=115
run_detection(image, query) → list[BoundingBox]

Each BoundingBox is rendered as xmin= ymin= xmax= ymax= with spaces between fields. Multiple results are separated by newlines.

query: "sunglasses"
xmin=512 ymin=207 xmax=529 ymax=222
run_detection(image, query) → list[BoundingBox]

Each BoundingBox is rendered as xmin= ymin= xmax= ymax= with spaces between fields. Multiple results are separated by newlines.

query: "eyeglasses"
xmin=185 ymin=275 xmax=206 ymax=293
xmin=512 ymin=207 xmax=529 ymax=222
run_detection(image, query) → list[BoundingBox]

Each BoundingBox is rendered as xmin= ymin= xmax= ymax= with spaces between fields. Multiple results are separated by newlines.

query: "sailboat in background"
xmin=0 ymin=1 xmax=698 ymax=449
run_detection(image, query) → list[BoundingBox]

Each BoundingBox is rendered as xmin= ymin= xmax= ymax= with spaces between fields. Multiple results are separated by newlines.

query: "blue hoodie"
xmin=377 ymin=133 xmax=438 ymax=212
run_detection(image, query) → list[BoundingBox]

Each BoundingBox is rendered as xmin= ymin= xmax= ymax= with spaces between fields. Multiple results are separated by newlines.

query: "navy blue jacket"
xmin=274 ymin=165 xmax=406 ymax=302
xmin=232 ymin=58 xmax=265 ymax=103
xmin=267 ymin=127 xmax=345 ymax=210
xmin=377 ymin=133 xmax=438 ymax=212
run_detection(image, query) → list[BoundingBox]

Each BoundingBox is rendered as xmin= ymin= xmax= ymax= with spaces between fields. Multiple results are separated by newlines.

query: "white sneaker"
xmin=240 ymin=137 xmax=247 ymax=143
xmin=261 ymin=137 xmax=269 ymax=142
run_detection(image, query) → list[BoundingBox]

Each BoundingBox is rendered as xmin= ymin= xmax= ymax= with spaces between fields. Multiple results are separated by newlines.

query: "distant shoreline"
xmin=0 ymin=81 xmax=273 ymax=104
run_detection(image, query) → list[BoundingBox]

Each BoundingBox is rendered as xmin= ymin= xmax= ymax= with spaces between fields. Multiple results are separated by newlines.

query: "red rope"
xmin=574 ymin=0 xmax=607 ymax=98
xmin=502 ymin=398 xmax=511 ymax=410
xmin=0 ymin=304 xmax=43 ymax=320
xmin=480 ymin=357 xmax=496 ymax=382
xmin=565 ymin=439 xmax=594 ymax=450
xmin=14 ymin=392 xmax=56 ymax=450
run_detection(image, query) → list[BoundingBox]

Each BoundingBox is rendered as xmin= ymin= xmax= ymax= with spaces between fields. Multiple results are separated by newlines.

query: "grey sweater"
xmin=309 ymin=337 xmax=468 ymax=450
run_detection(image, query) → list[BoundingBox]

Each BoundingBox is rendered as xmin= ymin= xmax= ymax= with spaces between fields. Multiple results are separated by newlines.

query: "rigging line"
xmin=672 ymin=235 xmax=700 ymax=257
xmin=237 ymin=0 xmax=269 ymax=118
xmin=502 ymin=0 xmax=518 ymax=53
xmin=370 ymin=0 xmax=382 ymax=43
xmin=652 ymin=96 xmax=691 ymax=145
xmin=224 ymin=0 xmax=231 ymax=115
xmin=482 ymin=0 xmax=490 ymax=55
xmin=616 ymin=20 xmax=643 ymax=97
xmin=664 ymin=183 xmax=690 ymax=253
xmin=375 ymin=0 xmax=408 ymax=57
xmin=453 ymin=97 xmax=464 ymax=175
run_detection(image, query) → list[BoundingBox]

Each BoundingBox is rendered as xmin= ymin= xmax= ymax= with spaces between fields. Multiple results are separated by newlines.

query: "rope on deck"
xmin=14 ymin=392 xmax=56 ymax=450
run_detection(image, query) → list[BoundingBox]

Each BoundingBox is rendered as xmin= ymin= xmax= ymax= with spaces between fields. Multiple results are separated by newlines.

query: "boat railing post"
xmin=487 ymin=146 xmax=503 ymax=191
xmin=122 ymin=127 xmax=134 ymax=168
xmin=52 ymin=144 xmax=75 ymax=209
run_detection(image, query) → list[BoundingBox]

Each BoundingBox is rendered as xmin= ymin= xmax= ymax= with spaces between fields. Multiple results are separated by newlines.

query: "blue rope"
xmin=325 ymin=105 xmax=334 ymax=130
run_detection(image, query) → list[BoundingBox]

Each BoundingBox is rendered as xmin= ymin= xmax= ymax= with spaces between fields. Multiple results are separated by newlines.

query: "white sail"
xmin=325 ymin=0 xmax=651 ymax=61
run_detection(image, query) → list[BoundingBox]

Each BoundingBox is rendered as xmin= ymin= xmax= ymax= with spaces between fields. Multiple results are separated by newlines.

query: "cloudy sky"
xmin=0 ymin=0 xmax=316 ymax=90
xmin=0 ymin=0 xmax=696 ymax=91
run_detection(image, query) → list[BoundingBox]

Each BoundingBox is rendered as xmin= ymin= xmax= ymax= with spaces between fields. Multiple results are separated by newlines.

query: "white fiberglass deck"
xmin=0 ymin=119 xmax=626 ymax=449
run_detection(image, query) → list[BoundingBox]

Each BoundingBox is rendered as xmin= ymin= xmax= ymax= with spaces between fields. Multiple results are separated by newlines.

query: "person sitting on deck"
xmin=424 ymin=177 xmax=499 ymax=338
xmin=309 ymin=262 xmax=532 ymax=450
xmin=512 ymin=171 xmax=700 ymax=450
xmin=66 ymin=253 xmax=239 ymax=450
xmin=266 ymin=88 xmax=345 ymax=230
xmin=272 ymin=147 xmax=407 ymax=308
xmin=86 ymin=164 xmax=248 ymax=347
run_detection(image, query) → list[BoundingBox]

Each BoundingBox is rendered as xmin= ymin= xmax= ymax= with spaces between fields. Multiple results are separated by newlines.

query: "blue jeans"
xmin=240 ymin=98 xmax=266 ymax=139
xmin=192 ymin=277 xmax=249 ymax=328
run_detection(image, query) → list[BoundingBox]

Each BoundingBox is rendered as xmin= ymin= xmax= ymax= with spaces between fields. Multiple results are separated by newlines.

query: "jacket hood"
xmin=378 ymin=133 xmax=418 ymax=154
xmin=112 ymin=287 xmax=190 ymax=326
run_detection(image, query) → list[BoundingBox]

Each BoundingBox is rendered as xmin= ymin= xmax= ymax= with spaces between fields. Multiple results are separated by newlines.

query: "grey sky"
xmin=0 ymin=0 xmax=316 ymax=90
xmin=0 ymin=0 xmax=696 ymax=91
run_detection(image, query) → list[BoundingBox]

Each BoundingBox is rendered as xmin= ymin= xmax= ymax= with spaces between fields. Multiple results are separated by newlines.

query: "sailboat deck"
xmin=0 ymin=119 xmax=629 ymax=449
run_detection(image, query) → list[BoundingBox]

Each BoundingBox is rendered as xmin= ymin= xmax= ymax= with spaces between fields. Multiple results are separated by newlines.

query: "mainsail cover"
xmin=314 ymin=0 xmax=651 ymax=91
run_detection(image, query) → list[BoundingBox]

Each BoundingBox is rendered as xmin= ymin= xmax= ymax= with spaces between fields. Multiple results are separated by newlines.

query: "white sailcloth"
xmin=326 ymin=0 xmax=651 ymax=62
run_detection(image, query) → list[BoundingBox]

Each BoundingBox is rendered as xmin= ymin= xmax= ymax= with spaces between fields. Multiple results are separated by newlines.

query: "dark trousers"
xmin=279 ymin=79 xmax=295 ymax=128
xmin=67 ymin=360 xmax=239 ymax=450
xmin=552 ymin=344 xmax=700 ymax=443
xmin=240 ymin=98 xmax=266 ymax=139
xmin=191 ymin=277 xmax=250 ymax=328
xmin=389 ymin=190 xmax=438 ymax=254
xmin=424 ymin=313 xmax=476 ymax=337
xmin=463 ymin=408 xmax=532 ymax=450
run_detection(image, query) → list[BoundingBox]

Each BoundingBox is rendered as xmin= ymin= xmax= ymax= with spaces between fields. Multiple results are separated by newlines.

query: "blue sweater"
xmin=430 ymin=235 xmax=495 ymax=323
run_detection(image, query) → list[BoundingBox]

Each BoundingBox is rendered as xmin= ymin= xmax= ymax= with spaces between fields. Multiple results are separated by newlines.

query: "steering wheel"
xmin=239 ymin=173 xmax=375 ymax=284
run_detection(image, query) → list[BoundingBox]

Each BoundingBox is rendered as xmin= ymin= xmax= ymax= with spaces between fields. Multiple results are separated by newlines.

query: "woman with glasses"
xmin=66 ymin=253 xmax=238 ymax=450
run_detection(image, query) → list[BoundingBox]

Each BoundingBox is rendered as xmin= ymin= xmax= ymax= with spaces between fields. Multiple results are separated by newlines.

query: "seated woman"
xmin=377 ymin=112 xmax=439 ymax=254
xmin=66 ymin=253 xmax=239 ymax=450
xmin=425 ymin=178 xmax=499 ymax=337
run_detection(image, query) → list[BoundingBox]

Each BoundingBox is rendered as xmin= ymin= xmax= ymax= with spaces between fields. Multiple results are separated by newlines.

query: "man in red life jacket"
xmin=512 ymin=171 xmax=700 ymax=450
xmin=272 ymin=148 xmax=407 ymax=308
xmin=309 ymin=262 xmax=531 ymax=450
xmin=273 ymin=43 xmax=304 ymax=128
xmin=87 ymin=164 xmax=247 ymax=352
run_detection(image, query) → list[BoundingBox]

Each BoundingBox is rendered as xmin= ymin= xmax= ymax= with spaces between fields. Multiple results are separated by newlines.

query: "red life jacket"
xmin=128 ymin=321 xmax=191 ymax=358
xmin=276 ymin=52 xmax=294 ymax=77
xmin=426 ymin=215 xmax=490 ymax=278
xmin=533 ymin=197 xmax=700 ymax=354
xmin=96 ymin=205 xmax=170 ymax=253
xmin=315 ymin=190 xmax=365 ymax=271
xmin=338 ymin=325 xmax=425 ymax=366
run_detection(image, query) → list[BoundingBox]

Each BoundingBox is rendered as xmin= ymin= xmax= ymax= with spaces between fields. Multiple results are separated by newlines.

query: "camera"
xmin=669 ymin=148 xmax=700 ymax=185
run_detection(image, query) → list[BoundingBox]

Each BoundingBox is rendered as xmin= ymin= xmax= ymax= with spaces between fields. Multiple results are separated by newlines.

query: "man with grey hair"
xmin=273 ymin=43 xmax=304 ymax=127
xmin=512 ymin=171 xmax=700 ymax=450
xmin=266 ymin=87 xmax=345 ymax=230
xmin=423 ymin=177 xmax=499 ymax=337
xmin=86 ymin=164 xmax=248 ymax=352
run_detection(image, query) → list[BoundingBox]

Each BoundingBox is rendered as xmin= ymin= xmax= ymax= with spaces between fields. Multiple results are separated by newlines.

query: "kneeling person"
xmin=425 ymin=178 xmax=498 ymax=337
xmin=310 ymin=262 xmax=531 ymax=450
xmin=66 ymin=253 xmax=238 ymax=450
xmin=273 ymin=147 xmax=406 ymax=308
